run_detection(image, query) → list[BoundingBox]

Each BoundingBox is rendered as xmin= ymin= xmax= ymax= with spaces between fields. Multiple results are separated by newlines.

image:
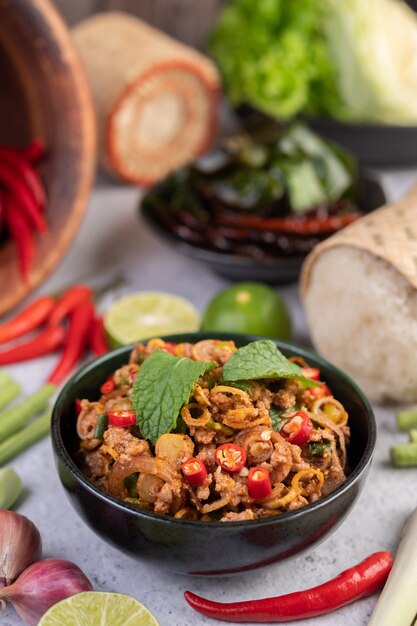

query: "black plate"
xmin=140 ymin=172 xmax=385 ymax=284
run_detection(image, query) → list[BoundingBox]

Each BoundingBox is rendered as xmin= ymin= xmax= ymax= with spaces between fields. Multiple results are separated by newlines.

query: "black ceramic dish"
xmin=51 ymin=332 xmax=376 ymax=576
xmin=140 ymin=173 xmax=385 ymax=284
xmin=309 ymin=118 xmax=417 ymax=168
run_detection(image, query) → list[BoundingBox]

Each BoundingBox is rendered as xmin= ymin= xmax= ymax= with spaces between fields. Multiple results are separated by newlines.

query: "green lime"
xmin=201 ymin=282 xmax=291 ymax=340
xmin=38 ymin=592 xmax=159 ymax=626
xmin=104 ymin=292 xmax=201 ymax=347
xmin=0 ymin=467 xmax=22 ymax=509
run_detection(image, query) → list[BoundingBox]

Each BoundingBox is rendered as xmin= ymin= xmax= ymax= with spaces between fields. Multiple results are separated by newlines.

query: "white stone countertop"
xmin=3 ymin=168 xmax=417 ymax=626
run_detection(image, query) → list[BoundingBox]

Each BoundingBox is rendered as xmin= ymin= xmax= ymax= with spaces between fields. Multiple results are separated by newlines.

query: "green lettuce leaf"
xmin=132 ymin=350 xmax=216 ymax=444
xmin=209 ymin=0 xmax=346 ymax=120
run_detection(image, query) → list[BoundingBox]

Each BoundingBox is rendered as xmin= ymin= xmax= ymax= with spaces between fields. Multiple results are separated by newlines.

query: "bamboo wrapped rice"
xmin=73 ymin=13 xmax=220 ymax=185
xmin=301 ymin=184 xmax=417 ymax=403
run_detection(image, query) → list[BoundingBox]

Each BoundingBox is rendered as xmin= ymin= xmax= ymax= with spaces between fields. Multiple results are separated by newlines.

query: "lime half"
xmin=0 ymin=467 xmax=22 ymax=509
xmin=104 ymin=292 xmax=201 ymax=347
xmin=38 ymin=592 xmax=159 ymax=626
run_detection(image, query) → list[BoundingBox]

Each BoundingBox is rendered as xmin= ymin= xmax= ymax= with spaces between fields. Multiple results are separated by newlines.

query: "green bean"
xmin=0 ymin=467 xmax=22 ymax=508
xmin=94 ymin=413 xmax=108 ymax=439
xmin=0 ymin=380 xmax=21 ymax=411
xmin=0 ymin=410 xmax=50 ymax=465
xmin=396 ymin=408 xmax=417 ymax=431
xmin=391 ymin=443 xmax=417 ymax=467
xmin=0 ymin=383 xmax=55 ymax=442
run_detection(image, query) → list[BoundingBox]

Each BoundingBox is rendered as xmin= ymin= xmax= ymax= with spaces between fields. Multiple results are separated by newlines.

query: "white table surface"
xmin=3 ymin=168 xmax=417 ymax=626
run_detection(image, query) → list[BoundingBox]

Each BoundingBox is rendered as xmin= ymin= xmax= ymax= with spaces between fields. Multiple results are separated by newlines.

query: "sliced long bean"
xmin=0 ymin=410 xmax=50 ymax=465
xmin=0 ymin=383 xmax=55 ymax=442
xmin=0 ymin=377 xmax=21 ymax=411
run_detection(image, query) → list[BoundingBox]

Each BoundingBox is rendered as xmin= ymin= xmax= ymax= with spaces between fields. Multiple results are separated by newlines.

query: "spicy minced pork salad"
xmin=77 ymin=338 xmax=350 ymax=522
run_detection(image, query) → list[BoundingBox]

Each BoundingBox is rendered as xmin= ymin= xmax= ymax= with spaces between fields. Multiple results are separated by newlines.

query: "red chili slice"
xmin=108 ymin=410 xmax=136 ymax=427
xmin=182 ymin=457 xmax=208 ymax=487
xmin=160 ymin=341 xmax=177 ymax=355
xmin=302 ymin=367 xmax=320 ymax=381
xmin=215 ymin=444 xmax=247 ymax=474
xmin=280 ymin=411 xmax=313 ymax=446
xmin=100 ymin=379 xmax=115 ymax=395
xmin=248 ymin=467 xmax=272 ymax=500
xmin=307 ymin=384 xmax=332 ymax=400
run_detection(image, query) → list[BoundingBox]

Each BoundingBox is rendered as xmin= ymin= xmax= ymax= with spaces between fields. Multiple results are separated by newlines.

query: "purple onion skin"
xmin=0 ymin=558 xmax=93 ymax=625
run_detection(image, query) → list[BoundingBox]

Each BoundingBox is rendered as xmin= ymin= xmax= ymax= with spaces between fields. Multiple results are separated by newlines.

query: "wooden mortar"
xmin=0 ymin=0 xmax=96 ymax=316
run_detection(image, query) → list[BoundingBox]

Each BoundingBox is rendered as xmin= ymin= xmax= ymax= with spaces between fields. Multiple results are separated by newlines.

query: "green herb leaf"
xmin=222 ymin=340 xmax=319 ymax=387
xmin=132 ymin=350 xmax=216 ymax=444
xmin=308 ymin=441 xmax=331 ymax=457
xmin=269 ymin=406 xmax=290 ymax=432
xmin=223 ymin=380 xmax=252 ymax=393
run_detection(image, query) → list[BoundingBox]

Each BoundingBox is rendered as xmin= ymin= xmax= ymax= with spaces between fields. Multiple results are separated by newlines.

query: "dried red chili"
xmin=215 ymin=444 xmax=246 ymax=474
xmin=184 ymin=551 xmax=393 ymax=622
xmin=182 ymin=458 xmax=207 ymax=487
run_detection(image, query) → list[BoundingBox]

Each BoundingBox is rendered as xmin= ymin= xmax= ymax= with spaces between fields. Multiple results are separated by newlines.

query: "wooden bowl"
xmin=0 ymin=0 xmax=96 ymax=316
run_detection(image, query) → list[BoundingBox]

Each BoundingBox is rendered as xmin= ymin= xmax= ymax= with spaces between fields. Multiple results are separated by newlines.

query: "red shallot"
xmin=0 ymin=510 xmax=41 ymax=588
xmin=0 ymin=558 xmax=92 ymax=625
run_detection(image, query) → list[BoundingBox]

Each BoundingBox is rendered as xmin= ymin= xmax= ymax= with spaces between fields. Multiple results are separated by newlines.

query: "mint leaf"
xmin=222 ymin=340 xmax=319 ymax=388
xmin=269 ymin=406 xmax=289 ymax=432
xmin=132 ymin=350 xmax=216 ymax=444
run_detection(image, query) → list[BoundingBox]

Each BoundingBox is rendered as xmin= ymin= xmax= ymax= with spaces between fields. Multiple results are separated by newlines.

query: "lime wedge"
xmin=104 ymin=292 xmax=201 ymax=347
xmin=0 ymin=467 xmax=22 ymax=509
xmin=38 ymin=592 xmax=159 ymax=626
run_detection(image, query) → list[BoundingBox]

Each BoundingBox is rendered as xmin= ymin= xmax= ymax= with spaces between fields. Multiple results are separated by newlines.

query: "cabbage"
xmin=210 ymin=0 xmax=417 ymax=124
xmin=324 ymin=0 xmax=417 ymax=124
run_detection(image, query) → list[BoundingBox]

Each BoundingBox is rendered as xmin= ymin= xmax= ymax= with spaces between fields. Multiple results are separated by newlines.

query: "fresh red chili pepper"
xmin=184 ymin=551 xmax=392 ymax=623
xmin=49 ymin=285 xmax=93 ymax=327
xmin=306 ymin=384 xmax=332 ymax=400
xmin=215 ymin=444 xmax=247 ymax=474
xmin=100 ymin=379 xmax=115 ymax=395
xmin=219 ymin=212 xmax=362 ymax=236
xmin=0 ymin=147 xmax=46 ymax=209
xmin=5 ymin=194 xmax=35 ymax=282
xmin=47 ymin=299 xmax=94 ymax=386
xmin=182 ymin=457 xmax=208 ymax=487
xmin=0 ymin=160 xmax=47 ymax=233
xmin=247 ymin=467 xmax=272 ymax=500
xmin=75 ymin=398 xmax=83 ymax=417
xmin=108 ymin=410 xmax=136 ymax=427
xmin=0 ymin=325 xmax=65 ymax=365
xmin=89 ymin=315 xmax=109 ymax=357
xmin=0 ymin=295 xmax=55 ymax=344
xmin=20 ymin=140 xmax=45 ymax=163
xmin=160 ymin=341 xmax=177 ymax=355
xmin=302 ymin=367 xmax=320 ymax=381
xmin=280 ymin=411 xmax=313 ymax=446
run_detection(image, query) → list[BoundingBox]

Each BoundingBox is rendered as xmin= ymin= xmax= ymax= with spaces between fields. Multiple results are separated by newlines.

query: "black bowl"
xmin=51 ymin=332 xmax=376 ymax=575
xmin=309 ymin=117 xmax=417 ymax=168
xmin=140 ymin=173 xmax=385 ymax=284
